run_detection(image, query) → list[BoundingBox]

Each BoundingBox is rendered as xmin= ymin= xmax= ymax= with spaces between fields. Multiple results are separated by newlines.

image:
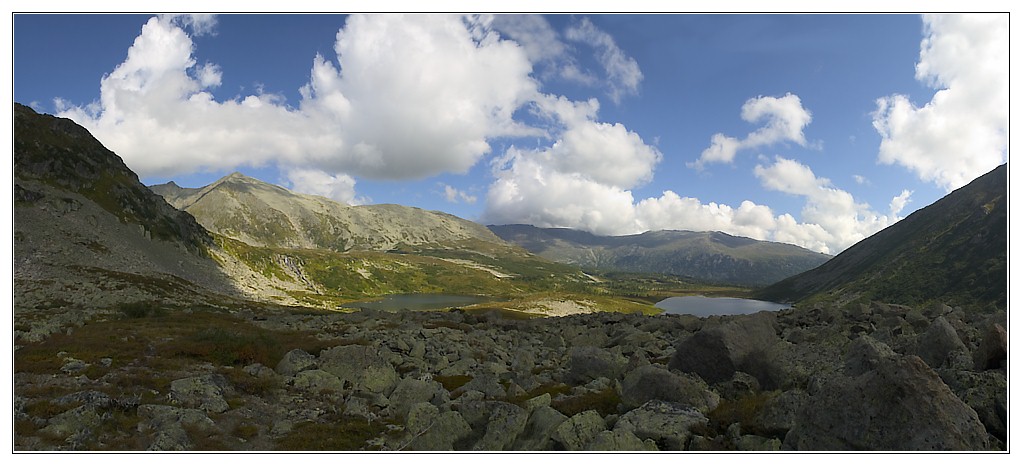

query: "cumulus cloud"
xmin=691 ymin=93 xmax=812 ymax=170
xmin=889 ymin=189 xmax=913 ymax=217
xmin=55 ymin=14 xmax=539 ymax=184
xmin=285 ymin=168 xmax=367 ymax=205
xmin=872 ymin=14 xmax=1007 ymax=191
xmin=483 ymin=97 xmax=887 ymax=253
xmin=753 ymin=156 xmax=904 ymax=253
xmin=441 ymin=184 xmax=477 ymax=204
xmin=565 ymin=18 xmax=643 ymax=104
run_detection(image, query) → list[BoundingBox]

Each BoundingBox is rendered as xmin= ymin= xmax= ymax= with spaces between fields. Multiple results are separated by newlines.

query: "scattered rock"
xmin=614 ymin=400 xmax=708 ymax=451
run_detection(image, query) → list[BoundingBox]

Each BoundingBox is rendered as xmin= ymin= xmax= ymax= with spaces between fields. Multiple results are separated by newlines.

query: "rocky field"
xmin=13 ymin=299 xmax=1006 ymax=451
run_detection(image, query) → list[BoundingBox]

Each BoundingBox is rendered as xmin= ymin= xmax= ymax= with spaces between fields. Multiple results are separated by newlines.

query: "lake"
xmin=341 ymin=294 xmax=488 ymax=312
xmin=655 ymin=295 xmax=790 ymax=317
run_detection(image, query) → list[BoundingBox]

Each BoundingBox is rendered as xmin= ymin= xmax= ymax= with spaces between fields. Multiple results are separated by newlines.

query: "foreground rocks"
xmin=13 ymin=301 xmax=1006 ymax=451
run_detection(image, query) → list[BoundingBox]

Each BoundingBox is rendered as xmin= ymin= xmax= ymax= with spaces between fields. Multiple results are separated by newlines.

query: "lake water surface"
xmin=342 ymin=294 xmax=487 ymax=312
xmin=655 ymin=295 xmax=790 ymax=317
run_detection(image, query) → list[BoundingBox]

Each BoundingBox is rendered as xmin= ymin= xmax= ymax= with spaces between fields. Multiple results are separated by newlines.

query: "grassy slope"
xmin=755 ymin=164 xmax=1007 ymax=310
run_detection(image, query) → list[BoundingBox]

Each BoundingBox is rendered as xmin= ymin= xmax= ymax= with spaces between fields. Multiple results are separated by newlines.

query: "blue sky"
xmin=12 ymin=13 xmax=1008 ymax=254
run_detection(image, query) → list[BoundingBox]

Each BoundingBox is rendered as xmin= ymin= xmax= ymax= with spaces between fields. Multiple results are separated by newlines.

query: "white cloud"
xmin=55 ymin=14 xmax=540 ymax=182
xmin=872 ymin=14 xmax=1007 ymax=191
xmin=853 ymin=174 xmax=869 ymax=185
xmin=484 ymin=104 xmax=887 ymax=253
xmin=441 ymin=184 xmax=477 ymax=204
xmin=285 ymin=168 xmax=367 ymax=205
xmin=889 ymin=189 xmax=913 ymax=217
xmin=165 ymin=14 xmax=218 ymax=37
xmin=691 ymin=93 xmax=812 ymax=170
xmin=565 ymin=18 xmax=643 ymax=104
xmin=754 ymin=156 xmax=904 ymax=253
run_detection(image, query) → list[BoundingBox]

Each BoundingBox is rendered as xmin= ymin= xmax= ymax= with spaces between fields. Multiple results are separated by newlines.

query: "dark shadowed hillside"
xmin=755 ymin=164 xmax=1007 ymax=309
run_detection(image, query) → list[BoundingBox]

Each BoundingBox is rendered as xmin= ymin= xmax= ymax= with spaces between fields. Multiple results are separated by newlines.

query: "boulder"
xmin=585 ymin=429 xmax=658 ymax=451
xmin=912 ymin=316 xmax=969 ymax=369
xmin=137 ymin=404 xmax=217 ymax=451
xmin=668 ymin=311 xmax=780 ymax=385
xmin=403 ymin=409 xmax=473 ymax=451
xmin=472 ymin=402 xmax=529 ymax=451
xmin=552 ymin=410 xmax=606 ymax=451
xmin=566 ymin=346 xmax=627 ymax=384
xmin=291 ymin=369 xmax=346 ymax=395
xmin=275 ymin=348 xmax=317 ymax=376
xmin=750 ymin=389 xmax=808 ymax=438
xmin=844 ymin=335 xmax=898 ymax=377
xmin=784 ymin=352 xmax=991 ymax=450
xmin=319 ymin=345 xmax=399 ymax=396
xmin=457 ymin=370 xmax=506 ymax=400
xmin=512 ymin=405 xmax=568 ymax=451
xmin=620 ymin=365 xmax=719 ymax=412
xmin=614 ymin=400 xmax=708 ymax=451
xmin=169 ymin=374 xmax=230 ymax=414
xmin=389 ymin=377 xmax=446 ymax=421
xmin=38 ymin=405 xmax=103 ymax=442
xmin=973 ymin=322 xmax=1007 ymax=371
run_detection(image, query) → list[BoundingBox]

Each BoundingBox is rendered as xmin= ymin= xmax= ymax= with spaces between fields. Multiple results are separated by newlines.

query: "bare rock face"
xmin=784 ymin=336 xmax=990 ymax=450
xmin=668 ymin=311 xmax=780 ymax=385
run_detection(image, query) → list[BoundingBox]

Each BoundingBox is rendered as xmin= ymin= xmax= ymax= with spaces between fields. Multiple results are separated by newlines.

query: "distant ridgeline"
xmin=489 ymin=225 xmax=831 ymax=287
xmin=756 ymin=164 xmax=1007 ymax=310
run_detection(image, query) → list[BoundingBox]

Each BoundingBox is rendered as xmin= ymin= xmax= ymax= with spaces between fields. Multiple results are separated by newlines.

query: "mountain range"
xmin=151 ymin=173 xmax=502 ymax=252
xmin=755 ymin=163 xmax=1007 ymax=309
xmin=489 ymin=225 xmax=831 ymax=287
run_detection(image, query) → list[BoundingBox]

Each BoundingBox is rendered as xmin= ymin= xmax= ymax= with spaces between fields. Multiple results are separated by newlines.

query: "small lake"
xmin=342 ymin=294 xmax=488 ymax=312
xmin=655 ymin=295 xmax=790 ymax=318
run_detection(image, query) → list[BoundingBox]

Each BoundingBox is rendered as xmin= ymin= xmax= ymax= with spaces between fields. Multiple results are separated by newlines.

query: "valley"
xmin=11 ymin=103 xmax=1007 ymax=452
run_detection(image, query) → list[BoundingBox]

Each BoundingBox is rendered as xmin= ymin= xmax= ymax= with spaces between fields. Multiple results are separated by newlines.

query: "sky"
xmin=11 ymin=12 xmax=1010 ymax=255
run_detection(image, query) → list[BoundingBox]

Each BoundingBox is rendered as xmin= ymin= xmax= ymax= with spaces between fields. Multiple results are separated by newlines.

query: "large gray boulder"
xmin=472 ymin=402 xmax=529 ymax=451
xmin=668 ymin=311 xmax=780 ymax=385
xmin=566 ymin=346 xmax=627 ymax=384
xmin=291 ymin=369 xmax=346 ymax=396
xmin=512 ymin=405 xmax=568 ymax=451
xmin=275 ymin=348 xmax=317 ymax=376
xmin=389 ymin=377 xmax=446 ymax=421
xmin=585 ymin=430 xmax=657 ymax=451
xmin=319 ymin=345 xmax=399 ymax=396
xmin=614 ymin=400 xmax=708 ymax=451
xmin=912 ymin=316 xmax=969 ymax=369
xmin=137 ymin=404 xmax=217 ymax=451
xmin=784 ymin=338 xmax=991 ymax=450
xmin=973 ymin=321 xmax=1007 ymax=371
xmin=552 ymin=410 xmax=606 ymax=450
xmin=620 ymin=365 xmax=719 ymax=412
xmin=168 ymin=374 xmax=230 ymax=413
xmin=402 ymin=408 xmax=473 ymax=451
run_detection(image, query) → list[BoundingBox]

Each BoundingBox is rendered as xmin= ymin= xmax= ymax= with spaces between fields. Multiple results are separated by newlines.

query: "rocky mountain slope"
xmin=152 ymin=173 xmax=504 ymax=252
xmin=489 ymin=225 xmax=831 ymax=287
xmin=13 ymin=103 xmax=251 ymax=333
xmin=755 ymin=164 xmax=1007 ymax=309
